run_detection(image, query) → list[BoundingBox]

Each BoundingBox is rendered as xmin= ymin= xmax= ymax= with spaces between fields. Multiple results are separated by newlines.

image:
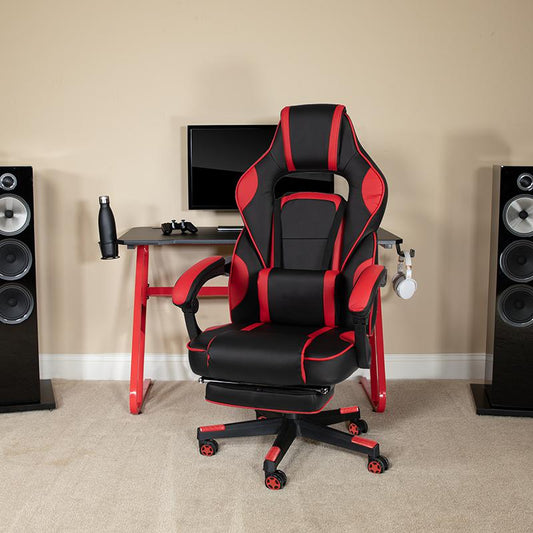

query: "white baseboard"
xmin=39 ymin=353 xmax=486 ymax=381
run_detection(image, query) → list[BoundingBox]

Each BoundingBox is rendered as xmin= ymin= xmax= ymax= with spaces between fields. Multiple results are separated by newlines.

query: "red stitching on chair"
xmin=328 ymin=104 xmax=345 ymax=171
xmin=304 ymin=344 xmax=354 ymax=362
xmin=281 ymin=107 xmax=295 ymax=171
xmin=241 ymin=322 xmax=264 ymax=332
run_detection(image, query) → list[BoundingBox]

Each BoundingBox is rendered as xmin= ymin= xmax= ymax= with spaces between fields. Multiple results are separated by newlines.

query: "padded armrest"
xmin=349 ymin=265 xmax=387 ymax=318
xmin=348 ymin=264 xmax=386 ymax=369
xmin=173 ymin=256 xmax=226 ymax=308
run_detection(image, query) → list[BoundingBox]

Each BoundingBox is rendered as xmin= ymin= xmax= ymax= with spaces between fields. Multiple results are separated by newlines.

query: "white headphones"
xmin=392 ymin=250 xmax=417 ymax=299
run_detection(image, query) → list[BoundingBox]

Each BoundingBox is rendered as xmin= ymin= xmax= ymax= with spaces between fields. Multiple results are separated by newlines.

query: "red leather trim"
xmin=257 ymin=268 xmax=272 ymax=323
xmin=300 ymin=327 xmax=336 ymax=381
xmin=328 ymin=104 xmax=345 ymax=171
xmin=349 ymin=264 xmax=385 ymax=313
xmin=340 ymin=331 xmax=355 ymax=344
xmin=241 ymin=322 xmax=264 ymax=332
xmin=235 ymin=124 xmax=279 ymax=269
xmin=340 ymin=405 xmax=359 ymax=414
xmin=229 ymin=253 xmax=248 ymax=311
xmin=331 ymin=218 xmax=344 ymax=271
xmin=352 ymin=258 xmax=373 ymax=286
xmin=235 ymin=166 xmax=258 ymax=211
xmin=186 ymin=342 xmax=205 ymax=353
xmin=280 ymin=191 xmax=342 ymax=210
xmin=205 ymin=394 xmax=334 ymax=415
xmin=265 ymin=446 xmax=281 ymax=462
xmin=351 ymin=435 xmax=378 ymax=449
xmin=362 ymin=168 xmax=385 ymax=214
xmin=323 ymin=270 xmax=338 ymax=327
xmin=281 ymin=107 xmax=295 ymax=171
xmin=340 ymin=114 xmax=386 ymax=272
xmin=172 ymin=256 xmax=224 ymax=306
xmin=304 ymin=344 xmax=353 ymax=361
xmin=199 ymin=424 xmax=226 ymax=432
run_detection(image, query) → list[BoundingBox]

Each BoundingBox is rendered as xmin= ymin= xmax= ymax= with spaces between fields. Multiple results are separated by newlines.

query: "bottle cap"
xmin=99 ymin=196 xmax=110 ymax=205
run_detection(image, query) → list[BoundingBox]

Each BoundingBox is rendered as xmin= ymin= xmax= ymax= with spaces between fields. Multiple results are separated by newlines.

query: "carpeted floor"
xmin=0 ymin=380 xmax=532 ymax=533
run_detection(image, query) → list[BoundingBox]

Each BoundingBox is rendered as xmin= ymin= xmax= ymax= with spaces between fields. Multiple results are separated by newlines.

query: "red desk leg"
xmin=129 ymin=246 xmax=153 ymax=414
xmin=360 ymin=291 xmax=387 ymax=412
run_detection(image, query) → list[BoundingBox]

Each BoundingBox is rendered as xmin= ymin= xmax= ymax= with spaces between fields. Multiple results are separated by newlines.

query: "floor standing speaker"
xmin=471 ymin=165 xmax=533 ymax=416
xmin=0 ymin=166 xmax=55 ymax=413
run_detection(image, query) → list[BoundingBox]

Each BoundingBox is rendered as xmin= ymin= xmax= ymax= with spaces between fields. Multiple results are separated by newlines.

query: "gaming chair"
xmin=173 ymin=104 xmax=389 ymax=489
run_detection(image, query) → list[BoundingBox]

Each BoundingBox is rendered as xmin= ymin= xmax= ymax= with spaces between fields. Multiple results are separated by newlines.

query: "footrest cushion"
xmin=205 ymin=382 xmax=334 ymax=414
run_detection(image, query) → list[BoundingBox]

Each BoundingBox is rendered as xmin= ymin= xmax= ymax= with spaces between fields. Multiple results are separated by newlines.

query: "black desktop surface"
xmin=118 ymin=226 xmax=402 ymax=248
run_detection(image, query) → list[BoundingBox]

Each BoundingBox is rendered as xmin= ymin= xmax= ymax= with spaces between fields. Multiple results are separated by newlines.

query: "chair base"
xmin=197 ymin=405 xmax=389 ymax=489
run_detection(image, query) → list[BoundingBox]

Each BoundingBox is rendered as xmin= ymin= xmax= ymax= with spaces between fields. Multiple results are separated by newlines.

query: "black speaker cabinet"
xmin=471 ymin=165 xmax=533 ymax=416
xmin=0 ymin=166 xmax=55 ymax=413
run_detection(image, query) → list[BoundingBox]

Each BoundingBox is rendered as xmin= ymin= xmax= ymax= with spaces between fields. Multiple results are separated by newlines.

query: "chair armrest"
xmin=172 ymin=256 xmax=226 ymax=308
xmin=349 ymin=265 xmax=387 ymax=318
xmin=349 ymin=264 xmax=387 ymax=369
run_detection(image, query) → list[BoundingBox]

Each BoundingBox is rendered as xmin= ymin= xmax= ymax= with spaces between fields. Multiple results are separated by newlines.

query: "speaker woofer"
xmin=499 ymin=240 xmax=533 ymax=283
xmin=0 ymin=283 xmax=34 ymax=324
xmin=0 ymin=239 xmax=33 ymax=281
xmin=503 ymin=195 xmax=533 ymax=237
xmin=497 ymin=285 xmax=533 ymax=328
xmin=0 ymin=194 xmax=31 ymax=236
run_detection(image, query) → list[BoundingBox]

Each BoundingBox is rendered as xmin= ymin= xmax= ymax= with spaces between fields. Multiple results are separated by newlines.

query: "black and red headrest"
xmin=280 ymin=104 xmax=345 ymax=171
xmin=235 ymin=104 xmax=387 ymax=272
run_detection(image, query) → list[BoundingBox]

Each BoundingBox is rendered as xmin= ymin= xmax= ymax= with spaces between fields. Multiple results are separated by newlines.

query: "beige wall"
xmin=1 ymin=0 xmax=533 ymax=356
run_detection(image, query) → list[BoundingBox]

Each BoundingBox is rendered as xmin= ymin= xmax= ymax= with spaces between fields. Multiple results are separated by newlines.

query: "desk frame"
xmin=120 ymin=227 xmax=401 ymax=415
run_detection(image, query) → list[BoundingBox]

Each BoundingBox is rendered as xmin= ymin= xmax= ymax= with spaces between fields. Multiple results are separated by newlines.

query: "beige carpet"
xmin=0 ymin=380 xmax=532 ymax=533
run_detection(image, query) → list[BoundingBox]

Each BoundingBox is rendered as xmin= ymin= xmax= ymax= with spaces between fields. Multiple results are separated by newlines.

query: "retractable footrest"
xmin=205 ymin=381 xmax=334 ymax=414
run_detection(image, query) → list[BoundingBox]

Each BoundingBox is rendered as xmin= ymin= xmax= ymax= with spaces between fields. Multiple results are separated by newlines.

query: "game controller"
xmin=161 ymin=219 xmax=198 ymax=235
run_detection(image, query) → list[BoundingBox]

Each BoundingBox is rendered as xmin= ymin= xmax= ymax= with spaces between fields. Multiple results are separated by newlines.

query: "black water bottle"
xmin=98 ymin=195 xmax=119 ymax=259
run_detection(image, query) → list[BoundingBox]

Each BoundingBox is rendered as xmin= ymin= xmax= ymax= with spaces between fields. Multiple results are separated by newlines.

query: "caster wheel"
xmin=347 ymin=418 xmax=368 ymax=435
xmin=199 ymin=439 xmax=218 ymax=457
xmin=265 ymin=470 xmax=287 ymax=490
xmin=367 ymin=455 xmax=390 ymax=474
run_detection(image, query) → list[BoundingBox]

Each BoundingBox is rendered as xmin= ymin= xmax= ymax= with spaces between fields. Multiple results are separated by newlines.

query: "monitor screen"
xmin=187 ymin=125 xmax=334 ymax=210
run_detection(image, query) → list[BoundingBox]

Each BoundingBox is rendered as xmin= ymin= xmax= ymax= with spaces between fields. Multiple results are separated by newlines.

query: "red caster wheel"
xmin=265 ymin=470 xmax=287 ymax=490
xmin=367 ymin=455 xmax=389 ymax=474
xmin=347 ymin=418 xmax=368 ymax=435
xmin=199 ymin=439 xmax=218 ymax=457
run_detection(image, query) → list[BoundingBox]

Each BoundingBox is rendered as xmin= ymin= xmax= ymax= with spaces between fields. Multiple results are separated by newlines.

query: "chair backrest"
xmin=229 ymin=104 xmax=388 ymax=328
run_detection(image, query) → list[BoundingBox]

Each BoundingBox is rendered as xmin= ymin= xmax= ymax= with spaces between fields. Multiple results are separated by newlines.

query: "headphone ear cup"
xmin=392 ymin=272 xmax=404 ymax=291
xmin=396 ymin=277 xmax=417 ymax=299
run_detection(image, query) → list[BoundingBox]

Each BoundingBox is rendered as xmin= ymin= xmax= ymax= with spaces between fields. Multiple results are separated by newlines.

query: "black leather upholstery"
xmin=177 ymin=104 xmax=388 ymax=412
xmin=189 ymin=323 xmax=357 ymax=387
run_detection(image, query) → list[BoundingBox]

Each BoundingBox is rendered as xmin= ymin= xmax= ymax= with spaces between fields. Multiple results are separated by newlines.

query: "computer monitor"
xmin=187 ymin=125 xmax=334 ymax=210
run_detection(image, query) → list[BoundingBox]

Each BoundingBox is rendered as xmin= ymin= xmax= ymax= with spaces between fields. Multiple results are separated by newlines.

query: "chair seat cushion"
xmin=188 ymin=322 xmax=357 ymax=386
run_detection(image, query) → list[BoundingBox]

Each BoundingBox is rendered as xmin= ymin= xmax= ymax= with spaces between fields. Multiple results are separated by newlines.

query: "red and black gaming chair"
xmin=173 ymin=104 xmax=389 ymax=489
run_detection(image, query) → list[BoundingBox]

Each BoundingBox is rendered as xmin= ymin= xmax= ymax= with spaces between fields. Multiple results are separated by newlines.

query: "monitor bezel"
xmin=187 ymin=124 xmax=277 ymax=211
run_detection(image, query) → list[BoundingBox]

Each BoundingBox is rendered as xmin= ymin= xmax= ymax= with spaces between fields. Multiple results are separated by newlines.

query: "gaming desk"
xmin=118 ymin=226 xmax=403 ymax=414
